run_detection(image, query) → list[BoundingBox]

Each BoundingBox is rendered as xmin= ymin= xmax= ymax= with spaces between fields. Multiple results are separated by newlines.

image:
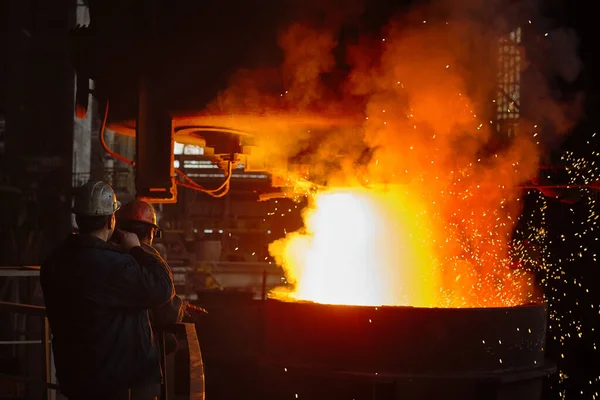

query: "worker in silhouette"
xmin=41 ymin=181 xmax=174 ymax=400
xmin=116 ymin=199 xmax=186 ymax=354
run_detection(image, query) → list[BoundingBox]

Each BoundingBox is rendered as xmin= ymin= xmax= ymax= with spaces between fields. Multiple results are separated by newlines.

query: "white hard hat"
xmin=73 ymin=181 xmax=121 ymax=216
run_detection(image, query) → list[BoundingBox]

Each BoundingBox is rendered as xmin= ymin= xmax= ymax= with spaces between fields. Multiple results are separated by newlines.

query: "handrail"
xmin=0 ymin=301 xmax=46 ymax=316
xmin=0 ymin=266 xmax=41 ymax=277
xmin=0 ymin=373 xmax=59 ymax=390
xmin=0 ymin=304 xmax=204 ymax=400
xmin=0 ymin=301 xmax=51 ymax=400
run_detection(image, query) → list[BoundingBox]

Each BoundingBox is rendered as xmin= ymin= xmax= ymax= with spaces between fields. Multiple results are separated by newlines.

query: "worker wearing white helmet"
xmin=71 ymin=180 xmax=122 ymax=236
xmin=41 ymin=181 xmax=174 ymax=400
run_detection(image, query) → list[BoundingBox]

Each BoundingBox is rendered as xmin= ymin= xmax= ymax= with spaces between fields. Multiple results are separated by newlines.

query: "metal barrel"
xmin=261 ymin=299 xmax=556 ymax=400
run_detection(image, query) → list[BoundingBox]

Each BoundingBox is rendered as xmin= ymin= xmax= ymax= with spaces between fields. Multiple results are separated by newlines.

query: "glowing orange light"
xmin=270 ymin=186 xmax=440 ymax=306
xmin=270 ymin=183 xmax=536 ymax=308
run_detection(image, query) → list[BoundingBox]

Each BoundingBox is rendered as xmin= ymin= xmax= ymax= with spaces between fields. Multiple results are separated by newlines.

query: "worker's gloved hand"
xmin=114 ymin=229 xmax=141 ymax=251
xmin=183 ymin=303 xmax=208 ymax=323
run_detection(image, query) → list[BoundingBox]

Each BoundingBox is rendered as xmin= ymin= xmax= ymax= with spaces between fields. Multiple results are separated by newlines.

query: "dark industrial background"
xmin=1 ymin=0 xmax=599 ymax=399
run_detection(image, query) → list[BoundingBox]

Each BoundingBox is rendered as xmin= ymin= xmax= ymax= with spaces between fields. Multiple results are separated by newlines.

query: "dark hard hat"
xmin=118 ymin=199 xmax=159 ymax=229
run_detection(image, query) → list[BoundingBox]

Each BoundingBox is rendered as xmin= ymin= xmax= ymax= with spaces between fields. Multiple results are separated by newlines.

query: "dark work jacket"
xmin=142 ymin=243 xmax=185 ymax=354
xmin=40 ymin=234 xmax=175 ymax=398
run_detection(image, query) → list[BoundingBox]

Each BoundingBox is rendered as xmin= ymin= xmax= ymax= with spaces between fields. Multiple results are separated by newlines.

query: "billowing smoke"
xmin=205 ymin=0 xmax=583 ymax=307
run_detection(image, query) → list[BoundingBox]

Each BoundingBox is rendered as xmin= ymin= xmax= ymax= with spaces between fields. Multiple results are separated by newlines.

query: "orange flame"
xmin=269 ymin=187 xmax=441 ymax=307
xmin=269 ymin=182 xmax=535 ymax=308
xmin=206 ymin=2 xmax=580 ymax=307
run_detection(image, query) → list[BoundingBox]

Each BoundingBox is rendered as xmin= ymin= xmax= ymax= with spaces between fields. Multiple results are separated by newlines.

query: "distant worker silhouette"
xmin=117 ymin=199 xmax=186 ymax=355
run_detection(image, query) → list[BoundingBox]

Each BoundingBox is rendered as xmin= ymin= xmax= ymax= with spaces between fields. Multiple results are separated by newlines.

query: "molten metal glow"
xmin=270 ymin=185 xmax=535 ymax=308
xmin=270 ymin=187 xmax=439 ymax=306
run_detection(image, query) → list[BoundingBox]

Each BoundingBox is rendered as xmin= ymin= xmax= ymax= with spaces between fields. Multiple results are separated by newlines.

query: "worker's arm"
xmin=150 ymin=294 xmax=186 ymax=329
xmin=90 ymin=246 xmax=175 ymax=309
xmin=143 ymin=245 xmax=185 ymax=328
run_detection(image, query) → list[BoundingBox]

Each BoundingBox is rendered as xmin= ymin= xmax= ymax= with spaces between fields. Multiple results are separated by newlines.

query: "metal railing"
xmin=0 ymin=301 xmax=54 ymax=400
xmin=0 ymin=266 xmax=204 ymax=400
xmin=0 ymin=302 xmax=204 ymax=400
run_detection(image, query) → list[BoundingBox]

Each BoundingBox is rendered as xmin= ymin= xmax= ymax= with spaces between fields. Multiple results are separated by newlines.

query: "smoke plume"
xmin=206 ymin=0 xmax=582 ymax=307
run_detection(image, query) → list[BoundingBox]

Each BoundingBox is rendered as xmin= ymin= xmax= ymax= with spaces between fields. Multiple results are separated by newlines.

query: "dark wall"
xmin=529 ymin=3 xmax=600 ymax=399
xmin=1 ymin=0 xmax=76 ymax=263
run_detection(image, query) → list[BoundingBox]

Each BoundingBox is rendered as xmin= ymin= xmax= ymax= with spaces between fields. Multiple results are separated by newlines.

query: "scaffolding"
xmin=496 ymin=27 xmax=522 ymax=137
